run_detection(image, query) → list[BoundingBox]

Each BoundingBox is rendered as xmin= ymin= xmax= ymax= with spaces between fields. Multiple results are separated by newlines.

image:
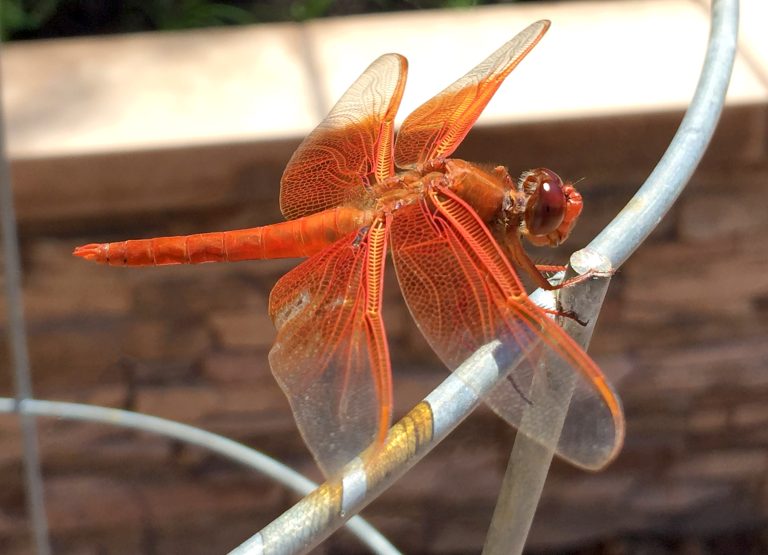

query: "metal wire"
xmin=0 ymin=398 xmax=402 ymax=555
xmin=230 ymin=0 xmax=740 ymax=553
xmin=0 ymin=50 xmax=53 ymax=555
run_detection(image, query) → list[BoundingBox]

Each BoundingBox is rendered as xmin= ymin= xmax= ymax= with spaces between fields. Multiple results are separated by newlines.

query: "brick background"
xmin=1 ymin=83 xmax=768 ymax=555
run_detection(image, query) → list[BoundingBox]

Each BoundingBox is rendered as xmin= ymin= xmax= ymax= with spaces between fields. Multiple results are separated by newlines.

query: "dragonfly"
xmin=75 ymin=20 xmax=624 ymax=477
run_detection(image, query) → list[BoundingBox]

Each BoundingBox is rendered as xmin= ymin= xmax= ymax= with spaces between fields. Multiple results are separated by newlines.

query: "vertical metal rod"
xmin=482 ymin=277 xmax=610 ymax=555
xmin=0 ymin=50 xmax=52 ymax=555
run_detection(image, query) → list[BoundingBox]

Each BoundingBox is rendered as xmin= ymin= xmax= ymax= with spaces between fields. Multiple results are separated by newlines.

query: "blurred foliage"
xmin=1 ymin=0 xmax=59 ymax=39
xmin=0 ymin=0 xmax=535 ymax=41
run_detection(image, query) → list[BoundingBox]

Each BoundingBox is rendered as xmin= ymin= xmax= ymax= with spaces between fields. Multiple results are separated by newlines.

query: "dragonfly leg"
xmin=550 ymin=268 xmax=615 ymax=290
xmin=540 ymin=305 xmax=589 ymax=327
xmin=535 ymin=263 xmax=567 ymax=274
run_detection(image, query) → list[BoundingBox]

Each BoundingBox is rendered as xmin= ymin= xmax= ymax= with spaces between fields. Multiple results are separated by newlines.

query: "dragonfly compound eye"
xmin=524 ymin=168 xmax=566 ymax=237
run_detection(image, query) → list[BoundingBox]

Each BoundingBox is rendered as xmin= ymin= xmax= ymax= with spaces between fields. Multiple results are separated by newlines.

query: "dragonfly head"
xmin=518 ymin=168 xmax=583 ymax=248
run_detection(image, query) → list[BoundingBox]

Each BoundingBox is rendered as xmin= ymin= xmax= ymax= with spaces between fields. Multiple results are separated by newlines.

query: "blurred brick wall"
xmin=1 ymin=103 xmax=767 ymax=554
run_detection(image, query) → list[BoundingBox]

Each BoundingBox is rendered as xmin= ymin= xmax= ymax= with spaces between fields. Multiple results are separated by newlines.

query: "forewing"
xmin=280 ymin=54 xmax=407 ymax=220
xmin=268 ymin=220 xmax=391 ymax=477
xmin=390 ymin=188 xmax=624 ymax=469
xmin=394 ymin=20 xmax=549 ymax=169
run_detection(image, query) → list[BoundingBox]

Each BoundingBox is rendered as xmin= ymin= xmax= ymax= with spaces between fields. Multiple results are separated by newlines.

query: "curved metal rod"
xmin=572 ymin=0 xmax=739 ymax=273
xmin=232 ymin=1 xmax=740 ymax=553
xmin=0 ymin=398 xmax=402 ymax=555
xmin=484 ymin=2 xmax=739 ymax=553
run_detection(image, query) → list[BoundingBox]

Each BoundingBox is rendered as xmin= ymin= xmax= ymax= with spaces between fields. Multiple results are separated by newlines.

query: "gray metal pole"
xmin=0 ymin=49 xmax=52 ymax=555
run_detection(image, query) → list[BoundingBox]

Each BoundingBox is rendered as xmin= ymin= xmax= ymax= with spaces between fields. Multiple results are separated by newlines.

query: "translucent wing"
xmin=395 ymin=20 xmax=549 ymax=169
xmin=390 ymin=187 xmax=624 ymax=469
xmin=268 ymin=218 xmax=391 ymax=477
xmin=280 ymin=54 xmax=407 ymax=220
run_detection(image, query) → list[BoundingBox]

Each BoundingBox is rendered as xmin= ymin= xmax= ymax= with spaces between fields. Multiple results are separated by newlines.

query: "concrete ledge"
xmin=2 ymin=23 xmax=315 ymax=158
xmin=2 ymin=0 xmax=765 ymax=160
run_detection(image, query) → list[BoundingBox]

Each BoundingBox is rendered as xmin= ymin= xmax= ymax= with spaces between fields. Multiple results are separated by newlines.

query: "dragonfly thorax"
xmin=443 ymin=159 xmax=514 ymax=224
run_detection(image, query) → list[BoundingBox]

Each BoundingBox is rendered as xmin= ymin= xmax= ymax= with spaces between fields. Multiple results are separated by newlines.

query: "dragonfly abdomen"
xmin=73 ymin=206 xmax=373 ymax=266
xmin=73 ymin=232 xmax=233 ymax=266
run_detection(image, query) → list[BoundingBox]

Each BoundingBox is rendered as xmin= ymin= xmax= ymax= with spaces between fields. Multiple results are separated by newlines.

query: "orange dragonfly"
xmin=75 ymin=20 xmax=624 ymax=477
